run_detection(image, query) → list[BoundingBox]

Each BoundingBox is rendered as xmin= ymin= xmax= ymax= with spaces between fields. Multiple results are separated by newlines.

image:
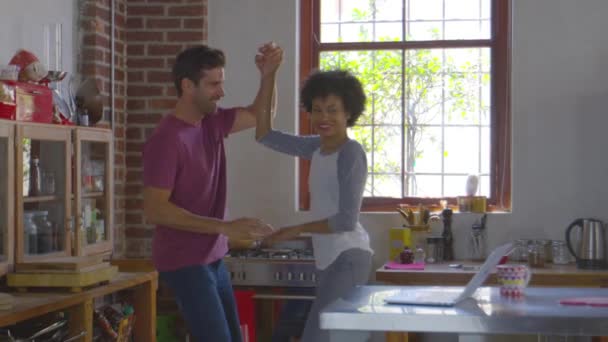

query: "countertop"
xmin=376 ymin=262 xmax=608 ymax=287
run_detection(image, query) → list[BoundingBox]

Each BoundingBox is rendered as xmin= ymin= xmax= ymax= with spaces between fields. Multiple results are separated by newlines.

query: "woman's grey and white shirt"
xmin=259 ymin=130 xmax=373 ymax=270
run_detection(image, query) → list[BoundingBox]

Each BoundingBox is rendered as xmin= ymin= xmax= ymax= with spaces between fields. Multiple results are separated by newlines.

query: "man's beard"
xmin=198 ymin=98 xmax=217 ymax=115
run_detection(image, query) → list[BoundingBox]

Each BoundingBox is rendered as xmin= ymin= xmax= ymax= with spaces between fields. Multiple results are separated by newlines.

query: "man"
xmin=143 ymin=43 xmax=282 ymax=341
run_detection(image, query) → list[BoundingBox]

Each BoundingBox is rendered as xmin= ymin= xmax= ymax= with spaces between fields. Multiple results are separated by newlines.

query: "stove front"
xmin=225 ymin=248 xmax=318 ymax=287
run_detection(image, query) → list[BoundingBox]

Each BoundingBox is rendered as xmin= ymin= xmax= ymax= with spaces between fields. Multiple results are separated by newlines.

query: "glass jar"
xmin=414 ymin=245 xmax=426 ymax=264
xmin=552 ymin=240 xmax=570 ymax=264
xmin=469 ymin=226 xmax=486 ymax=261
xmin=28 ymin=157 xmax=41 ymax=196
xmin=426 ymin=237 xmax=444 ymax=264
xmin=23 ymin=211 xmax=38 ymax=254
xmin=535 ymin=239 xmax=552 ymax=263
xmin=33 ymin=211 xmax=54 ymax=254
xmin=42 ymin=172 xmax=56 ymax=195
xmin=528 ymin=241 xmax=546 ymax=268
xmin=510 ymin=239 xmax=529 ymax=262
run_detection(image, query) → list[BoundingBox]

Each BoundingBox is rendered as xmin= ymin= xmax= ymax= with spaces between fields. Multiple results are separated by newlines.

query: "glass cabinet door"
xmin=74 ymin=127 xmax=113 ymax=256
xmin=15 ymin=124 xmax=72 ymax=263
xmin=0 ymin=121 xmax=15 ymax=274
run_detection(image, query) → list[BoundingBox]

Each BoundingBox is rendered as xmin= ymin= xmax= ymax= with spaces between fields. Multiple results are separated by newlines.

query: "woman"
xmin=256 ymin=70 xmax=373 ymax=342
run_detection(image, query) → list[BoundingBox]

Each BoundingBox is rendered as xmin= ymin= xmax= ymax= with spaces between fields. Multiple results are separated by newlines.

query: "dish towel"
xmin=559 ymin=297 xmax=608 ymax=307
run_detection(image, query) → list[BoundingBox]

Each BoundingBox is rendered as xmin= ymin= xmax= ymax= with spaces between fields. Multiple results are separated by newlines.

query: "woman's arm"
xmin=262 ymin=141 xmax=369 ymax=246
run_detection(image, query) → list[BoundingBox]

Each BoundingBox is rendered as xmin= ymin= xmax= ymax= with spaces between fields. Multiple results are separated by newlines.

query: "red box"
xmin=0 ymin=80 xmax=53 ymax=123
xmin=235 ymin=290 xmax=256 ymax=342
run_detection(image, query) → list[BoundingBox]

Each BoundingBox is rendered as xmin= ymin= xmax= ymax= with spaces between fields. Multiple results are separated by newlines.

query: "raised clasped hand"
xmin=255 ymin=41 xmax=283 ymax=76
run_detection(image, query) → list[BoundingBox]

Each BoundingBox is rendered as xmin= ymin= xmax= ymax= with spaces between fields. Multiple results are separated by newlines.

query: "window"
xmin=299 ymin=0 xmax=511 ymax=211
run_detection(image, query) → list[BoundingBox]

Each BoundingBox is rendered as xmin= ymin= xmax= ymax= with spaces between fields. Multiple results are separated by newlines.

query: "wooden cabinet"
xmin=0 ymin=120 xmax=114 ymax=266
xmin=15 ymin=123 xmax=72 ymax=264
xmin=0 ymin=122 xmax=15 ymax=276
xmin=74 ymin=127 xmax=113 ymax=256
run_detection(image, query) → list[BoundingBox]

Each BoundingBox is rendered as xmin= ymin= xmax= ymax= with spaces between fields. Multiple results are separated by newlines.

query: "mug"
xmin=496 ymin=264 xmax=532 ymax=297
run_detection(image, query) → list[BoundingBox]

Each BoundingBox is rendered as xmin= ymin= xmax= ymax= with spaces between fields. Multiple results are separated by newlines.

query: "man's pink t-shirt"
xmin=142 ymin=108 xmax=237 ymax=272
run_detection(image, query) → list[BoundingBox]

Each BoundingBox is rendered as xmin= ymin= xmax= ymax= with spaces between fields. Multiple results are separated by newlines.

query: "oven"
xmin=225 ymin=248 xmax=318 ymax=342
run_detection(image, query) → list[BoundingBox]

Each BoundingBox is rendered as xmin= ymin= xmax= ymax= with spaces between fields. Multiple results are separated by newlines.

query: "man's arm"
xmin=144 ymin=187 xmax=226 ymax=234
xmin=144 ymin=187 xmax=273 ymax=240
xmin=231 ymin=42 xmax=282 ymax=134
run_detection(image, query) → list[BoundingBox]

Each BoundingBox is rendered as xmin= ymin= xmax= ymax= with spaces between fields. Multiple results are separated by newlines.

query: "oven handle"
xmin=253 ymin=294 xmax=315 ymax=301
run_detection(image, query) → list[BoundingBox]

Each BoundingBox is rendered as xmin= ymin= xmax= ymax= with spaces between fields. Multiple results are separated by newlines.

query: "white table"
xmin=320 ymin=286 xmax=608 ymax=341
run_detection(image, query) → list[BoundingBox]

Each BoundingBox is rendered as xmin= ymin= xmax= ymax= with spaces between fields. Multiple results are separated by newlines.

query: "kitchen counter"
xmin=320 ymin=285 xmax=608 ymax=341
xmin=376 ymin=262 xmax=608 ymax=287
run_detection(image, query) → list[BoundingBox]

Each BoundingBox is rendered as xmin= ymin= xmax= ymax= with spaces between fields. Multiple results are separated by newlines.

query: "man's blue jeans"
xmin=160 ymin=260 xmax=242 ymax=342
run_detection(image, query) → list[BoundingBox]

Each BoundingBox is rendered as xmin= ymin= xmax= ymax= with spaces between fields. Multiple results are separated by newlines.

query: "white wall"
xmin=0 ymin=0 xmax=77 ymax=74
xmin=209 ymin=0 xmax=608 ymax=277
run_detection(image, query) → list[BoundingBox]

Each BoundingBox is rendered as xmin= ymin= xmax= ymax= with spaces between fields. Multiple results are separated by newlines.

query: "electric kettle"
xmin=565 ymin=218 xmax=607 ymax=269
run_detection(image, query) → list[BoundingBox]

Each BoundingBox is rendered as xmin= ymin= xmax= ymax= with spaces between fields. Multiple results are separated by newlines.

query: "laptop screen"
xmin=455 ymin=242 xmax=514 ymax=302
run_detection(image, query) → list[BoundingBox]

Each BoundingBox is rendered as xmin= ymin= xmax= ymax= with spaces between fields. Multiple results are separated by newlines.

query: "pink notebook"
xmin=559 ymin=297 xmax=608 ymax=307
xmin=384 ymin=261 xmax=425 ymax=270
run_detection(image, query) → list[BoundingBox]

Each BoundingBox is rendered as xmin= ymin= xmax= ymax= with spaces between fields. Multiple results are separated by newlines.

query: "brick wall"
xmin=79 ymin=0 xmax=128 ymax=256
xmin=80 ymin=0 xmax=207 ymax=258
xmin=124 ymin=0 xmax=208 ymax=258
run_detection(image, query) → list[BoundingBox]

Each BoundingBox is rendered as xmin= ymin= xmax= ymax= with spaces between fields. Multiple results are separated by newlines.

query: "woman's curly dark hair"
xmin=300 ymin=70 xmax=366 ymax=127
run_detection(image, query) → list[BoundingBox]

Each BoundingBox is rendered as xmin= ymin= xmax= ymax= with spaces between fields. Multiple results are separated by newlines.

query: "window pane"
xmin=411 ymin=127 xmax=442 ymax=174
xmin=480 ymin=126 xmax=490 ymax=175
xmin=407 ymin=22 xmax=443 ymax=41
xmin=320 ymin=50 xmax=403 ymax=125
xmin=374 ymin=23 xmax=402 ymax=42
xmin=349 ymin=125 xmax=373 ymax=165
xmin=320 ymin=0 xmax=403 ymax=43
xmin=479 ymin=175 xmax=490 ymax=197
xmin=373 ymin=125 xmax=402 ymax=174
xmin=406 ymin=0 xmax=491 ymax=40
xmin=445 ymin=20 xmax=488 ymax=40
xmin=376 ymin=0 xmax=403 ymax=21
xmin=444 ymin=175 xmax=469 ymax=197
xmin=445 ymin=0 xmax=481 ymax=20
xmin=322 ymin=0 xmax=491 ymax=42
xmin=444 ymin=126 xmax=481 ymax=174
xmin=370 ymin=173 xmax=402 ymax=197
xmin=409 ymin=174 xmax=441 ymax=198
xmin=404 ymin=49 xmax=445 ymax=129
xmin=408 ymin=0 xmax=443 ymax=20
xmin=321 ymin=23 xmax=340 ymax=43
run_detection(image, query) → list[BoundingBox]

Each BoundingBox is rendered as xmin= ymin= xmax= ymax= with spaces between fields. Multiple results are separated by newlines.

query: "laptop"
xmin=384 ymin=242 xmax=514 ymax=307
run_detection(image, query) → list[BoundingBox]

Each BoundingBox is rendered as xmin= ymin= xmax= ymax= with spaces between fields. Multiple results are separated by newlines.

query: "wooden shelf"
xmin=82 ymin=192 xmax=104 ymax=199
xmin=0 ymin=271 xmax=158 ymax=342
xmin=23 ymin=195 xmax=60 ymax=203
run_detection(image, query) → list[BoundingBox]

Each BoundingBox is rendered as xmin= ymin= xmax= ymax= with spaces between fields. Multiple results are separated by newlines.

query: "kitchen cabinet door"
xmin=0 ymin=121 xmax=15 ymax=275
xmin=74 ymin=127 xmax=113 ymax=256
xmin=15 ymin=123 xmax=72 ymax=263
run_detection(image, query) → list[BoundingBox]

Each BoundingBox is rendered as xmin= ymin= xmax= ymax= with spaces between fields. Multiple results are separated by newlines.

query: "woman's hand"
xmin=261 ymin=226 xmax=301 ymax=247
xmin=255 ymin=42 xmax=283 ymax=77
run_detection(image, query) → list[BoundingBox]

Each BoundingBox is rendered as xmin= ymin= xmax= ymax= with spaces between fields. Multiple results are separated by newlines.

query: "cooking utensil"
xmin=62 ymin=330 xmax=87 ymax=342
xmin=42 ymin=70 xmax=67 ymax=83
xmin=27 ymin=320 xmax=67 ymax=341
xmin=421 ymin=208 xmax=430 ymax=225
xmin=396 ymin=208 xmax=411 ymax=225
xmin=52 ymin=90 xmax=71 ymax=121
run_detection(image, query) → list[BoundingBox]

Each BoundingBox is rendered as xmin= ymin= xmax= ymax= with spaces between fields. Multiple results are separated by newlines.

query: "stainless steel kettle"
xmin=565 ymin=218 xmax=607 ymax=269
